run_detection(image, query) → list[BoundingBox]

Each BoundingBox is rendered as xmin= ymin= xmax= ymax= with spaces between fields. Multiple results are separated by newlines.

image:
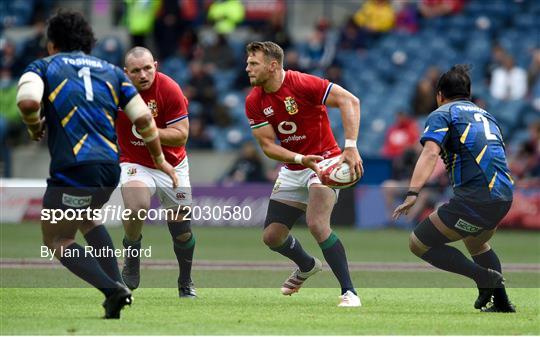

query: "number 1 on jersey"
xmin=78 ymin=66 xmax=94 ymax=101
xmin=474 ymin=113 xmax=497 ymax=140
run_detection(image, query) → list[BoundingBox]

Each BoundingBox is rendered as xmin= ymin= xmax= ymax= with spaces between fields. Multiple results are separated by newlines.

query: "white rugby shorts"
xmin=120 ymin=158 xmax=191 ymax=208
xmin=270 ymin=157 xmax=339 ymax=205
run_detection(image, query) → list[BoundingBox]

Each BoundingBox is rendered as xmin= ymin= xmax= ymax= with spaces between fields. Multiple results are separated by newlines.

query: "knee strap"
xmin=168 ymin=220 xmax=191 ymax=239
xmin=413 ymin=217 xmax=452 ymax=248
xmin=264 ymin=200 xmax=304 ymax=229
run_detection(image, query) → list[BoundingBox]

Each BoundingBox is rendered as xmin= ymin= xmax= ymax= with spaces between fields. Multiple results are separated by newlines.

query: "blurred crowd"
xmin=1 ymin=0 xmax=539 ymax=194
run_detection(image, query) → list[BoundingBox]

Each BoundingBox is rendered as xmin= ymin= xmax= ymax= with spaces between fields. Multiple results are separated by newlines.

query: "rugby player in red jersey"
xmin=116 ymin=47 xmax=195 ymax=298
xmin=245 ymin=41 xmax=363 ymax=307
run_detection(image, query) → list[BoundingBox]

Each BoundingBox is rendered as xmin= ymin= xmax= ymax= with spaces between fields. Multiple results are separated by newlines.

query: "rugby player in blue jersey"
xmin=394 ymin=65 xmax=515 ymax=313
xmin=16 ymin=10 xmax=178 ymax=319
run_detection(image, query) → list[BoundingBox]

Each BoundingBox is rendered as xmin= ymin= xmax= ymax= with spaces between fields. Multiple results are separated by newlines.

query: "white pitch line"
xmin=1 ymin=258 xmax=538 ymax=272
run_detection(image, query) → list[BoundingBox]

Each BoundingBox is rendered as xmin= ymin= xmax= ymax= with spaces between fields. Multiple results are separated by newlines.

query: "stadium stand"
xmin=2 ymin=1 xmax=538 ymax=152
xmin=1 ymin=0 xmax=538 ymax=229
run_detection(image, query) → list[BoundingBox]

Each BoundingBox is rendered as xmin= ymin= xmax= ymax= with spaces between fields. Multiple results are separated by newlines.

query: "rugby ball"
xmin=319 ymin=156 xmax=361 ymax=189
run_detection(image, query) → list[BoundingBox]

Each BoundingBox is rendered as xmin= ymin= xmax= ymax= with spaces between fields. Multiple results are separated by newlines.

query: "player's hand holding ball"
xmin=340 ymin=145 xmax=364 ymax=179
xmin=296 ymin=154 xmax=324 ymax=177
xmin=319 ymin=140 xmax=363 ymax=189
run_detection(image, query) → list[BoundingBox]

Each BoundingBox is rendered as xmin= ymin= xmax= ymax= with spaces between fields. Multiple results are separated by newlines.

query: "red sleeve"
xmin=293 ymin=71 xmax=333 ymax=105
xmin=245 ymin=89 xmax=269 ymax=129
xmin=162 ymin=76 xmax=189 ymax=126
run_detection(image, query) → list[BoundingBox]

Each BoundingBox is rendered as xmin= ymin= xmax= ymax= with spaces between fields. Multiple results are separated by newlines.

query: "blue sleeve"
xmin=24 ymin=59 xmax=48 ymax=79
xmin=420 ymin=110 xmax=451 ymax=147
xmin=114 ymin=66 xmax=138 ymax=109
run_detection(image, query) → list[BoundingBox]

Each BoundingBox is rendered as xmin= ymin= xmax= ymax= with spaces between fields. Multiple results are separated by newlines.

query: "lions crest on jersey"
xmin=127 ymin=167 xmax=137 ymax=176
xmin=147 ymin=99 xmax=158 ymax=117
xmin=284 ymin=96 xmax=298 ymax=115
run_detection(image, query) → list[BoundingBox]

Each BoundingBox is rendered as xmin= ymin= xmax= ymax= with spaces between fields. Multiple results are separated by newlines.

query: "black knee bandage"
xmin=264 ymin=200 xmax=304 ymax=229
xmin=413 ymin=217 xmax=452 ymax=248
xmin=168 ymin=220 xmax=191 ymax=240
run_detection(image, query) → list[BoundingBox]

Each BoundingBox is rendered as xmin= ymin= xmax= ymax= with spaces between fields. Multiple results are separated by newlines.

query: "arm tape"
xmin=143 ymin=132 xmax=158 ymax=143
xmin=16 ymin=72 xmax=44 ymax=103
xmin=137 ymin=118 xmax=159 ymax=143
xmin=124 ymin=94 xmax=150 ymax=122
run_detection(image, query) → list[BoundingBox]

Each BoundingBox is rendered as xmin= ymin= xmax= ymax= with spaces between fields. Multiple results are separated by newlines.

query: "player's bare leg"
xmin=265 ymin=219 xmax=322 ymax=296
xmin=120 ymin=181 xmax=152 ymax=290
xmin=262 ymin=222 xmax=292 ymax=248
xmin=306 ymin=184 xmax=360 ymax=307
xmin=262 ymin=199 xmax=320 ymax=295
xmin=464 ymin=230 xmax=515 ymax=312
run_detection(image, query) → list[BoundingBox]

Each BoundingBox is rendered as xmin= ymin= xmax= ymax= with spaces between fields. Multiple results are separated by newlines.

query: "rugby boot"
xmin=179 ymin=281 xmax=197 ymax=298
xmin=474 ymin=269 xmax=504 ymax=309
xmin=481 ymin=300 xmax=516 ymax=313
xmin=281 ymin=257 xmax=322 ymax=295
xmin=338 ymin=290 xmax=361 ymax=307
xmin=121 ymin=254 xmax=140 ymax=290
xmin=103 ymin=282 xmax=133 ymax=319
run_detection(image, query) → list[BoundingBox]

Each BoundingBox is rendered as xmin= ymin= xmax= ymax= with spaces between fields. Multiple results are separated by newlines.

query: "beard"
xmin=249 ymin=75 xmax=266 ymax=87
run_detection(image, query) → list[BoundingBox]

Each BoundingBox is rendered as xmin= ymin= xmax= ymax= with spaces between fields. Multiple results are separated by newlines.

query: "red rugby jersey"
xmin=245 ymin=70 xmax=341 ymax=170
xmin=116 ymin=72 xmax=188 ymax=168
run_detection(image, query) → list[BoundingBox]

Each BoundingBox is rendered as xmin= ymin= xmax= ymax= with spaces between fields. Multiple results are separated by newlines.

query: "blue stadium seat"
xmin=213 ymin=69 xmax=236 ymax=95
xmin=447 ymin=28 xmax=467 ymax=48
xmin=403 ymin=36 xmax=423 ymax=53
xmin=487 ymin=99 xmax=525 ymax=138
xmin=187 ymin=101 xmax=203 ymax=119
xmin=160 ymin=57 xmax=189 ymax=85
xmin=465 ymin=0 xmax=486 ymax=16
xmin=172 ymin=2 xmax=537 ymax=153
xmin=0 ymin=0 xmax=35 ymax=28
xmin=520 ymin=107 xmax=540 ymax=127
xmin=222 ymin=91 xmax=247 ymax=122
xmin=227 ymin=37 xmax=246 ymax=60
xmin=335 ymin=50 xmax=362 ymax=69
xmin=508 ymin=129 xmax=530 ymax=150
xmin=513 ymin=13 xmax=537 ymax=31
xmin=327 ymin=107 xmax=341 ymax=127
xmin=529 ymin=0 xmax=540 ymax=14
xmin=209 ymin=126 xmax=245 ymax=152
xmin=91 ymin=36 xmax=124 ymax=67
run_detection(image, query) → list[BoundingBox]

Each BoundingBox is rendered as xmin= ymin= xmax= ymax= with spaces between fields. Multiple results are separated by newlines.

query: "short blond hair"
xmin=125 ymin=46 xmax=153 ymax=65
xmin=246 ymin=41 xmax=284 ymax=66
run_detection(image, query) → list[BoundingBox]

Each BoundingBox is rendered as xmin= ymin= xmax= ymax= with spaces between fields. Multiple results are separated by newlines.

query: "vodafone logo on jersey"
xmin=278 ymin=121 xmax=306 ymax=143
xmin=130 ymin=125 xmax=145 ymax=146
xmin=282 ymin=135 xmax=307 ymax=143
xmin=277 ymin=121 xmax=297 ymax=134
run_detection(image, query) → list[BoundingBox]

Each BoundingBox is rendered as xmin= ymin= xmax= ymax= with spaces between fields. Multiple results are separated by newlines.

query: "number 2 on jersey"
xmin=474 ymin=113 xmax=497 ymax=140
xmin=78 ymin=66 xmax=94 ymax=101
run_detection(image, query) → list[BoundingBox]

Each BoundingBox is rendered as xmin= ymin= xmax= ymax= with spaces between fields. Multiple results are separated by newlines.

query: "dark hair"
xmin=246 ymin=41 xmax=284 ymax=66
xmin=46 ymin=10 xmax=96 ymax=54
xmin=436 ymin=64 xmax=472 ymax=100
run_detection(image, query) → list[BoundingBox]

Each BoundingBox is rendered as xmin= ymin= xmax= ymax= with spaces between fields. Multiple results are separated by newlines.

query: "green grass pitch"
xmin=1 ymin=223 xmax=539 ymax=335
